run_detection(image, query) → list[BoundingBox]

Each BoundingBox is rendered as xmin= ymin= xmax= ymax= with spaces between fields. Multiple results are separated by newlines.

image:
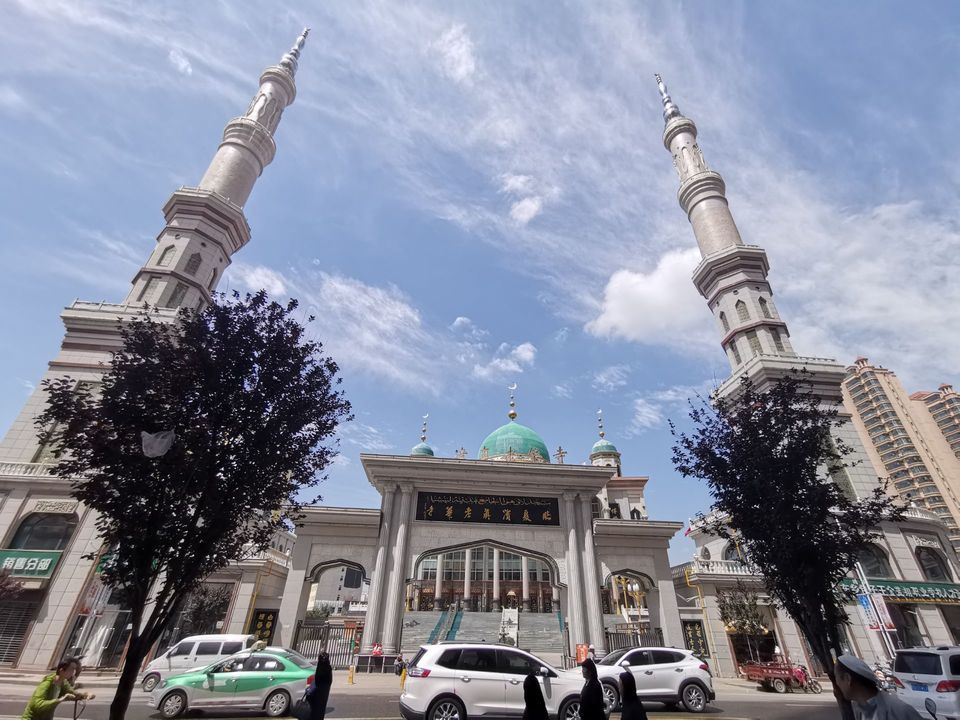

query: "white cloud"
xmin=592 ymin=365 xmax=631 ymax=393
xmin=626 ymin=398 xmax=664 ymax=436
xmin=229 ymin=263 xmax=288 ymax=296
xmin=586 ymin=248 xmax=713 ymax=351
xmin=510 ymin=196 xmax=543 ymax=225
xmin=472 ymin=341 xmax=537 ymax=381
xmin=551 ymin=383 xmax=572 ymax=399
xmin=432 ymin=23 xmax=476 ymax=84
xmin=167 ymin=48 xmax=193 ymax=76
xmin=449 ymin=315 xmax=489 ymax=340
xmin=501 ymin=174 xmax=535 ymax=195
xmin=0 ymin=85 xmax=27 ymax=113
xmin=554 ymin=327 xmax=570 ymax=343
xmin=17 ymin=378 xmax=35 ymax=395
xmin=339 ymin=422 xmax=394 ymax=452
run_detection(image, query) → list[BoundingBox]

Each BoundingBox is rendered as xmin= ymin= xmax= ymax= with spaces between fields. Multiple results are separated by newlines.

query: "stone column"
xmin=521 ymin=556 xmax=530 ymax=612
xmin=492 ymin=548 xmax=501 ymax=611
xmin=610 ymin=574 xmax=620 ymax=613
xmin=360 ymin=485 xmax=396 ymax=653
xmin=579 ymin=496 xmax=606 ymax=652
xmin=380 ymin=486 xmax=413 ymax=654
xmin=463 ymin=548 xmax=473 ymax=611
xmin=563 ymin=493 xmax=585 ymax=652
xmin=434 ymin=554 xmax=444 ymax=610
xmin=275 ymin=537 xmax=314 ymax=647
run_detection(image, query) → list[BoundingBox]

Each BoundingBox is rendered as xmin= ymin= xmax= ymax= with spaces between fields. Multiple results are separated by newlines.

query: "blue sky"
xmin=1 ymin=1 xmax=959 ymax=563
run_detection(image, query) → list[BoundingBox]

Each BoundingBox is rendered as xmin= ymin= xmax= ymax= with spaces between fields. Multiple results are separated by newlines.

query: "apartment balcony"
xmin=672 ymin=559 xmax=757 ymax=580
xmin=0 ymin=461 xmax=61 ymax=481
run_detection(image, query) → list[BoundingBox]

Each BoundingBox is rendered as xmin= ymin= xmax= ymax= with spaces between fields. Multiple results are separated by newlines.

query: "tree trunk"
xmin=109 ymin=635 xmax=149 ymax=720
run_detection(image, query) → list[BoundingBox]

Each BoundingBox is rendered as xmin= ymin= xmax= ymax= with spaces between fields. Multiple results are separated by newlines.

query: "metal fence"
xmin=605 ymin=626 xmax=664 ymax=651
xmin=291 ymin=622 xmax=359 ymax=669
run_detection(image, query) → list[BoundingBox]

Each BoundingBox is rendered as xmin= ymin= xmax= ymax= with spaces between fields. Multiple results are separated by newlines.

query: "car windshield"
xmin=281 ymin=651 xmax=314 ymax=669
xmin=599 ymin=648 xmax=630 ymax=665
xmin=895 ymin=652 xmax=943 ymax=676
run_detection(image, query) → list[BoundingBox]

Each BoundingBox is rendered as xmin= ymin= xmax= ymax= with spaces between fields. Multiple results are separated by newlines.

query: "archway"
xmin=603 ymin=570 xmax=655 ymax=624
xmin=306 ymin=559 xmax=370 ymax=619
xmin=410 ymin=540 xmax=563 ymax=613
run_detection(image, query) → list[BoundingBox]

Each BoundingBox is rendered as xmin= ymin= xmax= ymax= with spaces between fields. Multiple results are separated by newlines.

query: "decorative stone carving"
xmin=907 ymin=533 xmax=943 ymax=550
xmin=32 ymin=500 xmax=78 ymax=514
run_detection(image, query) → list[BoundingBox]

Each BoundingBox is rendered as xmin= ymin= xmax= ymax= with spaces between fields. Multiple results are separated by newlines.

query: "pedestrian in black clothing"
xmin=308 ymin=652 xmax=333 ymax=720
xmin=618 ymin=671 xmax=648 ymax=720
xmin=522 ymin=673 xmax=548 ymax=720
xmin=579 ymin=658 xmax=606 ymax=720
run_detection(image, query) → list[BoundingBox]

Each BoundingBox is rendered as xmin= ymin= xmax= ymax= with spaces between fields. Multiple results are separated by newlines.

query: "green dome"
xmin=591 ymin=438 xmax=619 ymax=455
xmin=410 ymin=442 xmax=435 ymax=457
xmin=479 ymin=421 xmax=550 ymax=463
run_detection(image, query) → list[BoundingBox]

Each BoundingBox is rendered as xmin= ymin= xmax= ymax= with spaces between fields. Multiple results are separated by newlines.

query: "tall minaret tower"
xmin=123 ymin=29 xmax=310 ymax=311
xmin=655 ymin=75 xmax=884 ymax=499
xmin=0 ymin=32 xmax=309 ymax=465
xmin=656 ymin=74 xmax=797 ymax=374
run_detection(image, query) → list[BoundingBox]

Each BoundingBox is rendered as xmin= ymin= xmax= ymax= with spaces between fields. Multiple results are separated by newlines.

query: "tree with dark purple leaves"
xmin=36 ymin=291 xmax=351 ymax=720
xmin=671 ymin=371 xmax=902 ymax=720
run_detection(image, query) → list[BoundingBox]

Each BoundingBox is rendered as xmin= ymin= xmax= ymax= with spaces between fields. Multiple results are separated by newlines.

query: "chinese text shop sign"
xmin=416 ymin=493 xmax=561 ymax=526
xmin=0 ymin=550 xmax=62 ymax=578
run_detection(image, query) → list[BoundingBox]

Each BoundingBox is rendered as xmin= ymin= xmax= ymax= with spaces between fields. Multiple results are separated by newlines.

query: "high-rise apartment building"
xmin=844 ymin=359 xmax=960 ymax=551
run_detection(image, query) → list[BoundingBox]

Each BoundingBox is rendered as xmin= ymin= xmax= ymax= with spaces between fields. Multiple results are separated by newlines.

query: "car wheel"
xmin=264 ymin=690 xmax=291 ymax=717
xmin=681 ymin=682 xmax=708 ymax=713
xmin=142 ymin=673 xmax=161 ymax=692
xmin=771 ymin=678 xmax=787 ymax=694
xmin=428 ymin=697 xmax=465 ymax=720
xmin=160 ymin=691 xmax=187 ymax=719
xmin=601 ymin=681 xmax=620 ymax=710
xmin=560 ymin=698 xmax=581 ymax=720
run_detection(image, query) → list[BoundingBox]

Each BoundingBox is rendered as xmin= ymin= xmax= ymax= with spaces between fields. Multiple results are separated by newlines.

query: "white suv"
xmin=893 ymin=646 xmax=960 ymax=719
xmin=399 ymin=643 xmax=588 ymax=720
xmin=594 ymin=646 xmax=714 ymax=713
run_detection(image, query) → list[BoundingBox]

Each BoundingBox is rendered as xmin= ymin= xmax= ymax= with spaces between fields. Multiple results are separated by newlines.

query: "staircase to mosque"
xmin=449 ymin=611 xmax=503 ymax=644
xmin=517 ymin=612 xmax=565 ymax=658
xmin=400 ymin=611 xmax=447 ymax=656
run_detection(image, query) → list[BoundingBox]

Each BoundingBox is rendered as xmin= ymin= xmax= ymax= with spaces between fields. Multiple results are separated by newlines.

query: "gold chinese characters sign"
xmin=416 ymin=493 xmax=560 ymax=527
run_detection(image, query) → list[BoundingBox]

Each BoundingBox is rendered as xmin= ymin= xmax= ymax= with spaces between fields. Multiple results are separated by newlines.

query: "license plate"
xmin=910 ymin=682 xmax=928 ymax=692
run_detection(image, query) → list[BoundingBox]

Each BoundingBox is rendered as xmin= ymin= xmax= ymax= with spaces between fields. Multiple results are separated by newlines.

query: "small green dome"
xmin=479 ymin=421 xmax=550 ymax=463
xmin=591 ymin=438 xmax=619 ymax=455
xmin=410 ymin=442 xmax=435 ymax=457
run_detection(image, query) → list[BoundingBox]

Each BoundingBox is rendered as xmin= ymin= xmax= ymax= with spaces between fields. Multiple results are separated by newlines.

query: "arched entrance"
xmin=306 ymin=559 xmax=369 ymax=619
xmin=410 ymin=542 xmax=561 ymax=613
xmin=604 ymin=570 xmax=654 ymax=624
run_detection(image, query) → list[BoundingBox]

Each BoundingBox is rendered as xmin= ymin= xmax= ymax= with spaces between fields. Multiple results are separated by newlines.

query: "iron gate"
xmin=292 ymin=622 xmax=359 ymax=669
xmin=605 ymin=626 xmax=664 ymax=651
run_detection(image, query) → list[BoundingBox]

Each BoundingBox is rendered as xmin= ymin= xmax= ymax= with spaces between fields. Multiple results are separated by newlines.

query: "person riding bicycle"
xmin=21 ymin=658 xmax=93 ymax=720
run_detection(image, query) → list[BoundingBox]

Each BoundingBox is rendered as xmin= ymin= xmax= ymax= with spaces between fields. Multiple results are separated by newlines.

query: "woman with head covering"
xmin=618 ymin=671 xmax=648 ymax=720
xmin=308 ymin=652 xmax=333 ymax=720
xmin=579 ymin=658 xmax=607 ymax=720
xmin=522 ymin=673 xmax=548 ymax=720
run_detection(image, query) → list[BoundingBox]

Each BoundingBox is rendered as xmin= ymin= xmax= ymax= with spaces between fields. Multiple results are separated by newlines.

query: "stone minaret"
xmin=0 ymin=32 xmax=309 ymax=464
xmin=656 ymin=74 xmax=797 ymax=373
xmin=123 ymin=29 xmax=310 ymax=311
xmin=655 ymin=75 xmax=882 ymax=499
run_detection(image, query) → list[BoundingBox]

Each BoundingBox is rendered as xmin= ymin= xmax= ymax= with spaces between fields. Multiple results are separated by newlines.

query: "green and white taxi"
xmin=150 ymin=646 xmax=315 ymax=718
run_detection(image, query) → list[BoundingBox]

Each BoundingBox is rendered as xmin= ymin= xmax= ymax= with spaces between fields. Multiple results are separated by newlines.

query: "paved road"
xmin=0 ymin=695 xmax=841 ymax=720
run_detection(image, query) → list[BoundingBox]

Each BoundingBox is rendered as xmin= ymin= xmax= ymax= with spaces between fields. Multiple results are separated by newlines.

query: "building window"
xmin=208 ymin=268 xmax=218 ymax=290
xmin=772 ymin=330 xmax=785 ymax=353
xmin=729 ymin=341 xmax=743 ymax=365
xmin=746 ymin=330 xmax=762 ymax=356
xmin=185 ymin=253 xmax=202 ymax=276
xmin=719 ymin=311 xmax=729 ymax=332
xmin=758 ymin=297 xmax=772 ymax=319
xmin=157 ymin=246 xmax=176 ymax=267
xmin=736 ymin=300 xmax=749 ymax=323
xmin=591 ymin=497 xmax=602 ymax=519
xmin=916 ymin=547 xmax=952 ymax=582
xmin=137 ymin=276 xmax=161 ymax=302
xmin=723 ymin=542 xmax=743 ymax=564
xmin=11 ymin=512 xmax=78 ymax=550
xmin=858 ymin=544 xmax=893 ymax=578
xmin=700 ymin=547 xmax=711 ymax=561
xmin=166 ymin=283 xmax=188 ymax=308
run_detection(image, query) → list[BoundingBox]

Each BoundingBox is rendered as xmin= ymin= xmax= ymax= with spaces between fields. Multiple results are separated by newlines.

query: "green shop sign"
xmin=842 ymin=578 xmax=960 ymax=604
xmin=0 ymin=549 xmax=62 ymax=578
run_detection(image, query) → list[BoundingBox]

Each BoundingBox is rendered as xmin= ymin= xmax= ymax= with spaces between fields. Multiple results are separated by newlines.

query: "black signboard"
xmin=682 ymin=620 xmax=710 ymax=658
xmin=248 ymin=609 xmax=278 ymax=644
xmin=416 ymin=492 xmax=560 ymax=526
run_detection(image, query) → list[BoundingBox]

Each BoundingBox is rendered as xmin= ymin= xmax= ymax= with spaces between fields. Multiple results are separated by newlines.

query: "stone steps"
xmin=518 ymin=612 xmax=565 ymax=656
xmin=400 ymin=611 xmax=446 ymax=656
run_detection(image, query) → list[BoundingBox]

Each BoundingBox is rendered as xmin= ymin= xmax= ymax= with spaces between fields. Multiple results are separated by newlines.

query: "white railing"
xmin=0 ymin=461 xmax=60 ymax=479
xmin=240 ymin=546 xmax=291 ymax=568
xmin=672 ymin=559 xmax=756 ymax=579
xmin=68 ymin=300 xmax=178 ymax=317
xmin=902 ymin=506 xmax=943 ymax=523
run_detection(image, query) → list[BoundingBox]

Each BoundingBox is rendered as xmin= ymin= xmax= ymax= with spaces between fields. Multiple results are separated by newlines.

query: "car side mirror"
xmin=539 ymin=666 xmax=549 ymax=677
xmin=925 ymin=698 xmax=937 ymax=719
xmin=619 ymin=660 xmax=630 ymax=668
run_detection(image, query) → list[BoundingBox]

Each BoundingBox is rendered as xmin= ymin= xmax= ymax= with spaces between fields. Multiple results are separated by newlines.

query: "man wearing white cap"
xmin=834 ymin=654 xmax=922 ymax=719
